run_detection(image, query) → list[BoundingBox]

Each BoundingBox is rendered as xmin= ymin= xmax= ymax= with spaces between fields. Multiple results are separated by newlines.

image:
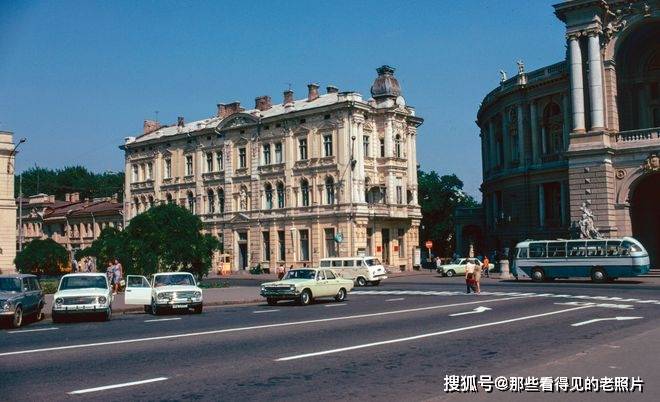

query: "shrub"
xmin=15 ymin=239 xmax=69 ymax=276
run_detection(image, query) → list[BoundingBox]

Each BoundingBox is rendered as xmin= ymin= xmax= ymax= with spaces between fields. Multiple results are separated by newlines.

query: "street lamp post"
xmin=9 ymin=138 xmax=26 ymax=251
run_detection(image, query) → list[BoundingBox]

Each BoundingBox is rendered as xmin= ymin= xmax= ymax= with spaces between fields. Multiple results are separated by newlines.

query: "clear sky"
xmin=0 ymin=0 xmax=566 ymax=197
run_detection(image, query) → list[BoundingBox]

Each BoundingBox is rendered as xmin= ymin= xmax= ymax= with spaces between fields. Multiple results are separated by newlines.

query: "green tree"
xmin=14 ymin=239 xmax=69 ymax=276
xmin=418 ymin=170 xmax=480 ymax=257
xmin=17 ymin=166 xmax=123 ymax=201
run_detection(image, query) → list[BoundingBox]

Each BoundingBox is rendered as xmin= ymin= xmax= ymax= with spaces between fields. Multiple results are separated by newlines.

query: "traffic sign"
xmin=425 ymin=240 xmax=433 ymax=249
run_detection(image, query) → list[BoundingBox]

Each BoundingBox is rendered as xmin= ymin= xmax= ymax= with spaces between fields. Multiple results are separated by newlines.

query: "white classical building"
xmin=0 ymin=131 xmax=17 ymax=274
xmin=122 ymin=66 xmax=423 ymax=271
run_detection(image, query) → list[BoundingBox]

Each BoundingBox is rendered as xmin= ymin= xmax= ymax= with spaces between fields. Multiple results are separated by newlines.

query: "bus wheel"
xmin=531 ymin=268 xmax=545 ymax=282
xmin=591 ymin=267 xmax=607 ymax=283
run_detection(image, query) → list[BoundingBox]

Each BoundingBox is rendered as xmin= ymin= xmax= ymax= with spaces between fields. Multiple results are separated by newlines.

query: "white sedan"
xmin=52 ymin=273 xmax=113 ymax=322
xmin=125 ymin=272 xmax=203 ymax=315
xmin=436 ymin=258 xmax=495 ymax=277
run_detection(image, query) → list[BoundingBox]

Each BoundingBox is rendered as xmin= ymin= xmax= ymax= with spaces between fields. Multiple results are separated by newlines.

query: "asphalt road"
xmin=1 ymin=275 xmax=659 ymax=401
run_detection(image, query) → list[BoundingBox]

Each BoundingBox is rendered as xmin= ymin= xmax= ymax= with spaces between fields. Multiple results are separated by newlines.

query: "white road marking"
xmin=554 ymin=301 xmax=634 ymax=310
xmin=449 ymin=306 xmax=492 ymax=316
xmin=385 ymin=298 xmax=405 ymax=302
xmin=570 ymin=316 xmax=643 ymax=327
xmin=275 ymin=305 xmax=593 ymax=361
xmin=0 ymin=295 xmax=530 ymax=358
xmin=253 ymin=310 xmax=280 ymax=314
xmin=8 ymin=327 xmax=59 ymax=334
xmin=325 ymin=303 xmax=347 ymax=307
xmin=144 ymin=318 xmax=182 ymax=323
xmin=68 ymin=377 xmax=168 ymax=395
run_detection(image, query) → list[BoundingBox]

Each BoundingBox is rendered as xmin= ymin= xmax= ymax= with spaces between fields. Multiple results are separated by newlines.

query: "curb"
xmin=42 ymin=298 xmax=264 ymax=319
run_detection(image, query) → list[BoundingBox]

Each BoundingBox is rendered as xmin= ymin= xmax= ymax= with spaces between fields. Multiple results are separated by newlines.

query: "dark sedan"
xmin=0 ymin=274 xmax=45 ymax=328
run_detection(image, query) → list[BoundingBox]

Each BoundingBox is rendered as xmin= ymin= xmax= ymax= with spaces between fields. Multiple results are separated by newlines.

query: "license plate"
xmin=172 ymin=304 xmax=188 ymax=309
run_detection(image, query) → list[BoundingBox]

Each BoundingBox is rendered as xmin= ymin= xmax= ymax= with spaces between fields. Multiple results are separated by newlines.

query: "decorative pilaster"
xmin=530 ymin=101 xmax=539 ymax=164
xmin=516 ymin=103 xmax=525 ymax=165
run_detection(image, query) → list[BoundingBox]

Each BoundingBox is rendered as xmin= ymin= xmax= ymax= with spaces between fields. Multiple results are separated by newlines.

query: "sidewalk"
xmin=42 ymin=286 xmax=262 ymax=318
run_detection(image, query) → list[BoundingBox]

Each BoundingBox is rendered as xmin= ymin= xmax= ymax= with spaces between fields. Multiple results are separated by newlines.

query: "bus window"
xmin=320 ymin=261 xmax=331 ymax=267
xmin=606 ymin=241 xmax=621 ymax=256
xmin=516 ymin=247 xmax=528 ymax=259
xmin=332 ymin=260 xmax=343 ymax=268
xmin=547 ymin=242 xmax=566 ymax=258
xmin=586 ymin=241 xmax=606 ymax=257
xmin=567 ymin=242 xmax=585 ymax=257
xmin=529 ymin=243 xmax=547 ymax=258
xmin=620 ymin=241 xmax=642 ymax=255
xmin=342 ymin=260 xmax=353 ymax=267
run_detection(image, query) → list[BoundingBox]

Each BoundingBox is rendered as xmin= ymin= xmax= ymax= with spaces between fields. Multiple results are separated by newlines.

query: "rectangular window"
xmin=547 ymin=242 xmax=566 ymax=258
xmin=325 ymin=228 xmax=337 ymax=257
xmin=164 ymin=159 xmax=172 ymax=179
xmin=529 ymin=242 xmax=547 ymax=258
xmin=146 ymin=162 xmax=153 ymax=180
xmin=396 ymin=186 xmax=403 ymax=204
xmin=380 ymin=138 xmax=385 ymax=157
xmin=263 ymin=144 xmax=271 ymax=165
xmin=263 ymin=231 xmax=270 ymax=261
xmin=274 ymin=142 xmax=283 ymax=163
xmin=239 ymin=147 xmax=246 ymax=168
xmin=206 ymin=152 xmax=213 ymax=173
xmin=278 ymin=230 xmax=285 ymax=261
xmin=216 ymin=151 xmax=223 ymax=170
xmin=299 ymin=138 xmax=308 ymax=160
xmin=397 ymin=228 xmax=405 ymax=258
xmin=363 ymin=135 xmax=370 ymax=157
xmin=299 ymin=229 xmax=310 ymax=261
xmin=132 ymin=164 xmax=139 ymax=182
xmin=323 ymin=134 xmax=333 ymax=157
xmin=185 ymin=155 xmax=193 ymax=176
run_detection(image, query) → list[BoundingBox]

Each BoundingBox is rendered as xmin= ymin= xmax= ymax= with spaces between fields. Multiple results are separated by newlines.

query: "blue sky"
xmin=0 ymin=0 xmax=565 ymax=197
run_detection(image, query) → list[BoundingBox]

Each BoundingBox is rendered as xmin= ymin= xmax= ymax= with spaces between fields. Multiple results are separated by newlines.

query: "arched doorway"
xmin=630 ymin=172 xmax=660 ymax=269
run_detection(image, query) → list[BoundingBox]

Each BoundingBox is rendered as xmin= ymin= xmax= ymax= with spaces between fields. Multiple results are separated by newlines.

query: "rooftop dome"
xmin=370 ymin=65 xmax=401 ymax=99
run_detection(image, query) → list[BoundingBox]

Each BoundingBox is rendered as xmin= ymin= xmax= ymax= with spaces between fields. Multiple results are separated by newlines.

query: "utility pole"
xmin=9 ymin=138 xmax=26 ymax=252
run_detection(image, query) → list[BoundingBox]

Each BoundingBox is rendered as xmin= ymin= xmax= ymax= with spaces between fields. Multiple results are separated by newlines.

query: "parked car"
xmin=260 ymin=268 xmax=354 ymax=306
xmin=319 ymin=257 xmax=387 ymax=286
xmin=0 ymin=274 xmax=45 ymax=328
xmin=436 ymin=258 xmax=495 ymax=277
xmin=124 ymin=272 xmax=203 ymax=315
xmin=52 ymin=273 xmax=113 ymax=322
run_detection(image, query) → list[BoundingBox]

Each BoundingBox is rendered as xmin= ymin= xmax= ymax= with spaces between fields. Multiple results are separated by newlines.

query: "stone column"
xmin=530 ymin=101 xmax=539 ymax=164
xmin=562 ymin=94 xmax=570 ymax=151
xmin=568 ymin=33 xmax=586 ymax=132
xmin=501 ymin=113 xmax=509 ymax=168
xmin=352 ymin=116 xmax=365 ymax=203
xmin=384 ymin=117 xmax=394 ymax=158
xmin=488 ymin=119 xmax=497 ymax=168
xmin=587 ymin=31 xmax=605 ymax=130
xmin=408 ymin=128 xmax=418 ymax=204
xmin=516 ymin=103 xmax=525 ymax=165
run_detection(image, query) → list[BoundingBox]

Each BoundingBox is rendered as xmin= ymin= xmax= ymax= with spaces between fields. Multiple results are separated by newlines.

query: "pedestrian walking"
xmin=113 ymin=258 xmax=124 ymax=294
xmin=464 ymin=259 xmax=476 ymax=294
xmin=482 ymin=255 xmax=490 ymax=278
xmin=435 ymin=256 xmax=442 ymax=270
xmin=465 ymin=273 xmax=477 ymax=294
xmin=473 ymin=259 xmax=482 ymax=294
xmin=105 ymin=261 xmax=115 ymax=287
xmin=72 ymin=258 xmax=79 ymax=273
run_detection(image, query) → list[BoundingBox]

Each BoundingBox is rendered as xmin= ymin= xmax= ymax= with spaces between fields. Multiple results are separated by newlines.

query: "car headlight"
xmin=55 ymin=297 xmax=63 ymax=305
xmin=289 ymin=284 xmax=296 ymax=291
xmin=98 ymin=296 xmax=107 ymax=305
xmin=1 ymin=301 xmax=11 ymax=311
xmin=194 ymin=291 xmax=202 ymax=298
xmin=157 ymin=292 xmax=172 ymax=300
xmin=261 ymin=285 xmax=266 ymax=291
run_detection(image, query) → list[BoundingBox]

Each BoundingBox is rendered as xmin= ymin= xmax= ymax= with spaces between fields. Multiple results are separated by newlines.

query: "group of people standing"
xmin=71 ymin=257 xmax=95 ymax=273
xmin=105 ymin=259 xmax=124 ymax=295
xmin=465 ymin=256 xmax=489 ymax=294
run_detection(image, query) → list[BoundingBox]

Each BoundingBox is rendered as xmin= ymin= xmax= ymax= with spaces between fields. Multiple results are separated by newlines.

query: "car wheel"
xmin=193 ymin=305 xmax=203 ymax=314
xmin=11 ymin=306 xmax=23 ymax=328
xmin=531 ymin=267 xmax=545 ymax=282
xmin=151 ymin=299 xmax=160 ymax=315
xmin=51 ymin=311 xmax=62 ymax=323
xmin=267 ymin=298 xmax=278 ymax=306
xmin=36 ymin=306 xmax=44 ymax=321
xmin=591 ymin=267 xmax=607 ymax=283
xmin=334 ymin=288 xmax=347 ymax=302
xmin=143 ymin=305 xmax=152 ymax=314
xmin=299 ymin=289 xmax=312 ymax=306
xmin=102 ymin=308 xmax=111 ymax=321
xmin=445 ymin=270 xmax=455 ymax=277
xmin=356 ymin=277 xmax=367 ymax=287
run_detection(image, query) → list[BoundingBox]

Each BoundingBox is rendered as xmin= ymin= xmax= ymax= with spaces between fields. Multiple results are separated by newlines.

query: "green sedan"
xmin=260 ymin=268 xmax=354 ymax=306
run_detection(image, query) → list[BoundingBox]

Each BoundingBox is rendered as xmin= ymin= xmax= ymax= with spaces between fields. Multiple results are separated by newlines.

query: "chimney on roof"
xmin=255 ymin=95 xmax=272 ymax=111
xmin=217 ymin=102 xmax=243 ymax=118
xmin=307 ymin=83 xmax=320 ymax=101
xmin=326 ymin=85 xmax=339 ymax=94
xmin=177 ymin=116 xmax=185 ymax=127
xmin=143 ymin=120 xmax=160 ymax=135
xmin=283 ymin=89 xmax=294 ymax=106
xmin=70 ymin=192 xmax=80 ymax=203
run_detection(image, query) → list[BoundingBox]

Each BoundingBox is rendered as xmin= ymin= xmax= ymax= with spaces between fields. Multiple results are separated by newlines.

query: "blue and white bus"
xmin=513 ymin=237 xmax=650 ymax=282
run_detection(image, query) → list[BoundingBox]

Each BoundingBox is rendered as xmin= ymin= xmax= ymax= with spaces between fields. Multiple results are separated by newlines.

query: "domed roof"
xmin=370 ymin=65 xmax=401 ymax=99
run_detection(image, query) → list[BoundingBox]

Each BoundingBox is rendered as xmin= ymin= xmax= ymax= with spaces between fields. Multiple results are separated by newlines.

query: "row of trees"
xmin=15 ymin=204 xmax=219 ymax=280
xmin=16 ymin=166 xmax=124 ymax=201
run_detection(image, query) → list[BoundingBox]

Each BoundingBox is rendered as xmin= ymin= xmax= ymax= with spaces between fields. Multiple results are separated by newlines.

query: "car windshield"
xmin=0 ymin=278 xmax=22 ymax=292
xmin=60 ymin=276 xmax=107 ymax=290
xmin=365 ymin=259 xmax=381 ymax=266
xmin=284 ymin=270 xmax=316 ymax=280
xmin=154 ymin=274 xmax=195 ymax=287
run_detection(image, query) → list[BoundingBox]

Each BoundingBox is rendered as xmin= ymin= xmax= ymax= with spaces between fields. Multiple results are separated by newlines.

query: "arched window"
xmin=264 ymin=183 xmax=273 ymax=210
xmin=277 ymin=182 xmax=285 ymax=208
xmin=301 ymin=179 xmax=310 ymax=207
xmin=134 ymin=197 xmax=140 ymax=213
xmin=166 ymin=193 xmax=173 ymax=204
xmin=148 ymin=195 xmax=155 ymax=208
xmin=542 ymin=102 xmax=563 ymax=155
xmin=394 ymin=135 xmax=402 ymax=158
xmin=187 ymin=191 xmax=195 ymax=213
xmin=207 ymin=189 xmax=215 ymax=214
xmin=218 ymin=188 xmax=225 ymax=213
xmin=325 ymin=177 xmax=335 ymax=205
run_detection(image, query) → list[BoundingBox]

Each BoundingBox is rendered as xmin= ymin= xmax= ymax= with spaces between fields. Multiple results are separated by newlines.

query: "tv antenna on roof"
xmin=286 ymin=83 xmax=292 ymax=91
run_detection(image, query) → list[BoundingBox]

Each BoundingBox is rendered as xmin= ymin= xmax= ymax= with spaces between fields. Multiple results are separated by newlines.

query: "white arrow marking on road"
xmin=449 ymin=306 xmax=492 ymax=316
xmin=68 ymin=377 xmax=168 ymax=394
xmin=571 ymin=316 xmax=643 ymax=327
xmin=555 ymin=301 xmax=634 ymax=310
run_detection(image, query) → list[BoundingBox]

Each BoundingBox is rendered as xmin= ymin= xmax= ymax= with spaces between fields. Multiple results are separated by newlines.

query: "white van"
xmin=319 ymin=257 xmax=387 ymax=287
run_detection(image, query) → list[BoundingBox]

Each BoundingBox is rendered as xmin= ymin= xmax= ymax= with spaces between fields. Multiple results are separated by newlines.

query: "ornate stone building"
xmin=477 ymin=0 xmax=660 ymax=268
xmin=0 ymin=131 xmax=17 ymax=274
xmin=122 ymin=66 xmax=422 ymax=271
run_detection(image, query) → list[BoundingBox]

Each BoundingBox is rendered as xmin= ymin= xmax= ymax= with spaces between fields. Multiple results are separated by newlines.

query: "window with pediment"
xmin=542 ymin=102 xmax=563 ymax=155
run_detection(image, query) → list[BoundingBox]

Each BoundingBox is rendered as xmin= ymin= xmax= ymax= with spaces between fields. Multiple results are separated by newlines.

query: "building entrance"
xmin=630 ymin=172 xmax=660 ymax=269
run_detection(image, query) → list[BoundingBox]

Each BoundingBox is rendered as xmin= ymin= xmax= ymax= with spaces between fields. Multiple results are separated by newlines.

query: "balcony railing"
xmin=615 ymin=127 xmax=660 ymax=143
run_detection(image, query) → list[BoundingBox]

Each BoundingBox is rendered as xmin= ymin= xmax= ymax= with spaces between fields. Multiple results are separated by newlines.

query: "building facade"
xmin=122 ymin=66 xmax=423 ymax=272
xmin=0 ymin=131 xmax=17 ymax=274
xmin=476 ymin=0 xmax=660 ymax=268
xmin=17 ymin=192 xmax=123 ymax=259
